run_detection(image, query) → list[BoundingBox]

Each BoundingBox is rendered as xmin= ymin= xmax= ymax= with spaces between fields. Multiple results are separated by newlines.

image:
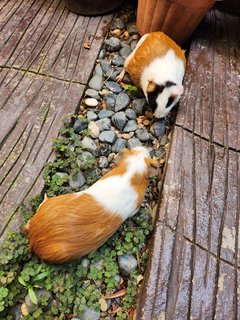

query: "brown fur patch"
xmin=27 ymin=193 xmax=123 ymax=263
xmin=126 ymin=32 xmax=186 ymax=87
xmin=147 ymin=80 xmax=157 ymax=92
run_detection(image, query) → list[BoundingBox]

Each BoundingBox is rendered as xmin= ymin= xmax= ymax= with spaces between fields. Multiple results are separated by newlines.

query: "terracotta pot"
xmin=63 ymin=0 xmax=124 ymax=15
xmin=137 ymin=0 xmax=216 ymax=44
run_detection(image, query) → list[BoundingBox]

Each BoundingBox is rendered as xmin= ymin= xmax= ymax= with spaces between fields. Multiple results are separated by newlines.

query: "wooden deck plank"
xmin=0 ymin=69 xmax=84 ymax=237
xmin=138 ymin=8 xmax=240 ymax=319
xmin=177 ymin=10 xmax=240 ymax=150
xmin=138 ymin=127 xmax=240 ymax=319
xmin=0 ymin=0 xmax=113 ymax=84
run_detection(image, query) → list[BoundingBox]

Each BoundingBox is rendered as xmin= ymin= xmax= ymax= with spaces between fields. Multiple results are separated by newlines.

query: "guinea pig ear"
xmin=172 ymin=84 xmax=184 ymax=96
xmin=147 ymin=80 xmax=157 ymax=93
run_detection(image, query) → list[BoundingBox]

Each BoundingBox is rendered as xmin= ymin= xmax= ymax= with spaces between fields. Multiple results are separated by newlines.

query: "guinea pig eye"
xmin=166 ymin=96 xmax=174 ymax=108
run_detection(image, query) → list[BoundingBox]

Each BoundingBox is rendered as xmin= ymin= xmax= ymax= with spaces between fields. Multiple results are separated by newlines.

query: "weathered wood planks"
xmin=177 ymin=9 xmax=240 ymax=150
xmin=137 ymin=9 xmax=240 ymax=319
xmin=0 ymin=0 xmax=112 ymax=83
xmin=0 ymin=0 xmax=113 ymax=240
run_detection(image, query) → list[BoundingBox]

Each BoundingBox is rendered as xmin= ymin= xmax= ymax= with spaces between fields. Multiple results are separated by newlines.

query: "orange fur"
xmin=27 ymin=193 xmax=123 ymax=263
xmin=126 ymin=32 xmax=186 ymax=87
xmin=25 ymin=148 xmax=156 ymax=264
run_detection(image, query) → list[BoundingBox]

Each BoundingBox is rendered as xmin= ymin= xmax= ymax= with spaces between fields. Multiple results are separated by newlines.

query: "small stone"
xmin=114 ymin=274 xmax=122 ymax=285
xmin=98 ymin=156 xmax=109 ymax=168
xmin=127 ymin=138 xmax=142 ymax=149
xmin=81 ymin=258 xmax=90 ymax=269
xmin=25 ymin=290 xmax=52 ymax=314
xmin=98 ymin=110 xmax=114 ymax=119
xmin=115 ymin=92 xmax=131 ymax=111
xmin=150 ymin=119 xmax=166 ymax=138
xmin=82 ymin=136 xmax=99 ymax=156
xmin=121 ymin=133 xmax=131 ymax=139
xmin=88 ymin=74 xmax=103 ymax=91
xmin=95 ymin=118 xmax=111 ymax=131
xmin=77 ymin=151 xmax=95 ymax=170
xmin=99 ymin=131 xmax=116 ymax=144
xmin=105 ymin=81 xmax=122 ymax=94
xmin=98 ymin=49 xmax=106 ymax=59
xmin=81 ymin=306 xmax=100 ymax=320
xmin=85 ymin=89 xmax=100 ymax=100
xmin=21 ymin=303 xmax=29 ymax=316
xmin=118 ymin=254 xmax=138 ymax=276
xmin=69 ymin=171 xmax=86 ymax=189
xmin=99 ymin=89 xmax=109 ymax=96
xmin=135 ymin=128 xmax=150 ymax=141
xmin=111 ymin=18 xmax=125 ymax=30
xmin=73 ymin=118 xmax=88 ymax=133
xmin=100 ymin=143 xmax=112 ymax=156
xmin=127 ymin=22 xmax=138 ymax=34
xmin=112 ymin=139 xmax=127 ymax=153
xmin=99 ymin=298 xmax=108 ymax=312
xmin=108 ymin=153 xmax=115 ymax=162
xmin=120 ymin=44 xmax=132 ymax=59
xmin=104 ymin=37 xmax=122 ymax=52
xmin=105 ymin=93 xmax=116 ymax=110
xmin=124 ymin=30 xmax=129 ymax=39
xmin=84 ymin=98 xmax=98 ymax=107
xmin=105 ymin=67 xmax=123 ymax=81
xmin=131 ymin=40 xmax=138 ymax=50
xmin=125 ymin=108 xmax=137 ymax=120
xmin=132 ymin=98 xmax=147 ymax=115
xmin=112 ymin=55 xmax=124 ymax=67
xmin=87 ymin=110 xmax=98 ymax=121
xmin=132 ymin=34 xmax=139 ymax=40
xmin=123 ymin=120 xmax=137 ymax=132
xmin=112 ymin=28 xmax=122 ymax=37
xmin=94 ymin=64 xmax=103 ymax=76
xmin=111 ymin=111 xmax=127 ymax=130
xmin=143 ymin=119 xmax=150 ymax=126
xmin=88 ymin=121 xmax=100 ymax=138
xmin=100 ymin=59 xmax=112 ymax=75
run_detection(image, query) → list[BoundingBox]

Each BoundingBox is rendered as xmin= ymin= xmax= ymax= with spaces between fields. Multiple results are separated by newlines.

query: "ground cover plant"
xmin=0 ymin=118 xmax=160 ymax=320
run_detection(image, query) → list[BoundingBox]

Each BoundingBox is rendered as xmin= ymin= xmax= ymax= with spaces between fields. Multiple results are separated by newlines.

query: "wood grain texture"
xmin=177 ymin=9 xmax=240 ymax=150
xmin=138 ymin=8 xmax=240 ymax=319
xmin=138 ymin=127 xmax=240 ymax=319
xmin=0 ymin=69 xmax=84 ymax=238
xmin=0 ymin=0 xmax=113 ymax=83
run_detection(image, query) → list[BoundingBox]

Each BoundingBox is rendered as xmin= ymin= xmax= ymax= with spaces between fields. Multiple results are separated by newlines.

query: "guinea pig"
xmin=24 ymin=147 xmax=157 ymax=264
xmin=116 ymin=32 xmax=186 ymax=118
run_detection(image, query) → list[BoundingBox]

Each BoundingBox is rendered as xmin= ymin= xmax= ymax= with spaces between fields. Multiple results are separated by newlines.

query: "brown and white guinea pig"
xmin=24 ymin=147 xmax=157 ymax=264
xmin=116 ymin=32 xmax=186 ymax=118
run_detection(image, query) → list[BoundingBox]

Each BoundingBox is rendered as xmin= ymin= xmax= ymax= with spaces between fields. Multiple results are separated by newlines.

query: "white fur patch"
xmin=140 ymin=49 xmax=185 ymax=118
xmin=84 ymin=148 xmax=149 ymax=221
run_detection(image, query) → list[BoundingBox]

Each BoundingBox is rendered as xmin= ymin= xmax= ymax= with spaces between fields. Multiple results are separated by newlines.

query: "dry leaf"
xmin=104 ymin=288 xmax=127 ymax=299
xmin=83 ymin=43 xmax=91 ymax=49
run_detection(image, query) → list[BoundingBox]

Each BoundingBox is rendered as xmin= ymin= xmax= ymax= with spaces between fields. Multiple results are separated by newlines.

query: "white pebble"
xmin=85 ymin=98 xmax=98 ymax=107
xmin=88 ymin=121 xmax=100 ymax=138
